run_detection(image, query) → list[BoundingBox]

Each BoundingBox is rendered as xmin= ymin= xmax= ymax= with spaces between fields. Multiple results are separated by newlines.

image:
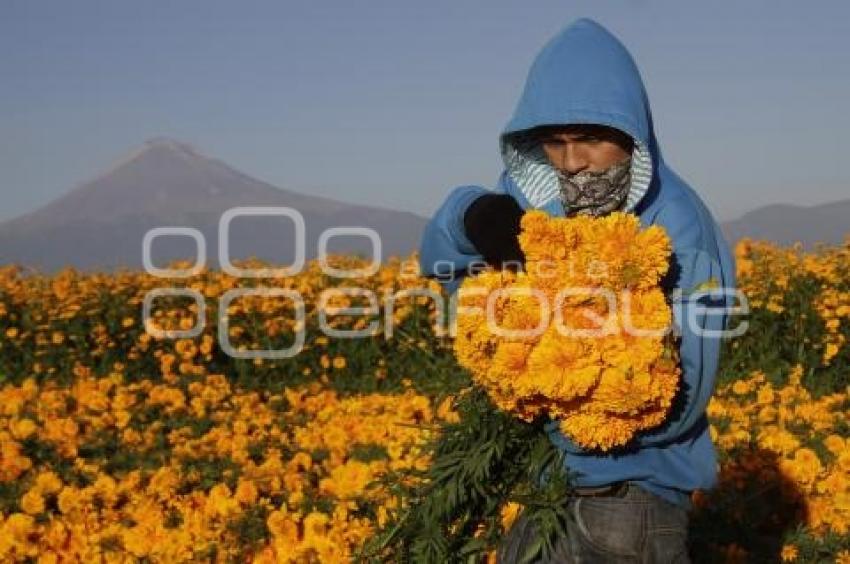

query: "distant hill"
xmin=720 ymin=199 xmax=850 ymax=250
xmin=0 ymin=138 xmax=428 ymax=274
xmin=1 ymin=138 xmax=846 ymax=275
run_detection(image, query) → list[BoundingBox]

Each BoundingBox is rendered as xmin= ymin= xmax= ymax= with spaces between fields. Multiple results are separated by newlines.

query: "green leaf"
xmin=519 ymin=534 xmax=544 ymax=564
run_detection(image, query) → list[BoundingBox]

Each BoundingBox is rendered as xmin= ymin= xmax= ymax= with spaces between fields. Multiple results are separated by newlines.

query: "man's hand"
xmin=463 ymin=194 xmax=526 ymax=271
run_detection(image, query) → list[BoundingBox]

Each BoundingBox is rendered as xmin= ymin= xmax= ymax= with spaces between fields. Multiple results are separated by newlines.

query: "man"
xmin=418 ymin=18 xmax=737 ymax=563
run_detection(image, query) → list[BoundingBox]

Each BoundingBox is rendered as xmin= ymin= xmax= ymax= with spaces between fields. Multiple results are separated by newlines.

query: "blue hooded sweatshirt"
xmin=417 ymin=18 xmax=737 ymax=508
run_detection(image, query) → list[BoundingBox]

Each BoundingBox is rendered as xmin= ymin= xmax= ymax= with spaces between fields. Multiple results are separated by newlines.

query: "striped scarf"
xmin=500 ymin=130 xmax=652 ymax=215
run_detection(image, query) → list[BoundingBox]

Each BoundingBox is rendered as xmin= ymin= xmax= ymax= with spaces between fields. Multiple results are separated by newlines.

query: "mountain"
xmin=0 ymin=138 xmax=429 ymax=274
xmin=720 ymin=199 xmax=850 ymax=250
xmin=3 ymin=137 xmax=845 ymax=275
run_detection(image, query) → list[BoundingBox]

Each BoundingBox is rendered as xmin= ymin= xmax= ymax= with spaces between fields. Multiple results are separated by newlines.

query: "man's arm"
xmin=418 ymin=184 xmax=506 ymax=296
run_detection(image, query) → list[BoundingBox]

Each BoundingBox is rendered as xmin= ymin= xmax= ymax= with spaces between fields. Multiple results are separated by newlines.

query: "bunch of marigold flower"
xmin=454 ymin=209 xmax=681 ymax=450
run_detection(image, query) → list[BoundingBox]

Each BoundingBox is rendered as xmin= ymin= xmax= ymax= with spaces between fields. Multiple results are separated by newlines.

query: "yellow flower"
xmin=757 ymin=427 xmax=800 ymax=455
xmin=455 ymin=211 xmax=678 ymax=450
xmin=732 ymin=380 xmax=753 ymax=396
xmin=824 ymin=434 xmax=846 ymax=456
xmin=780 ymin=544 xmax=798 ymax=562
xmin=234 ymin=480 xmax=259 ymax=505
xmin=436 ymin=396 xmax=460 ymax=423
xmin=319 ymin=460 xmax=375 ymax=500
xmin=756 ymin=385 xmax=775 ymax=405
xmin=4 ymin=512 xmax=35 ymax=538
xmin=56 ymin=487 xmax=81 ymax=514
xmin=267 ymin=509 xmax=299 ymax=543
xmin=500 ymin=502 xmax=522 ymax=532
xmin=781 ymin=448 xmax=823 ymax=487
xmin=114 ymin=409 xmax=132 ymax=429
xmin=20 ymin=489 xmax=45 ymax=514
xmin=9 ymin=418 xmax=38 ymax=440
xmin=34 ymin=471 xmax=63 ymax=495
xmin=206 ymin=483 xmax=239 ymax=517
xmin=122 ymin=525 xmax=154 ymax=557
xmin=302 ymin=511 xmax=331 ymax=542
xmin=824 ymin=341 xmax=840 ymax=362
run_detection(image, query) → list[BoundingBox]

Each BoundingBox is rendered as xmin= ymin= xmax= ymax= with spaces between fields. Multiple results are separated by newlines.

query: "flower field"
xmin=0 ymin=239 xmax=849 ymax=562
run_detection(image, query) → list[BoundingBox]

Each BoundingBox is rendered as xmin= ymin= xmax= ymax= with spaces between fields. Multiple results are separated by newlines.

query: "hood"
xmin=500 ymin=18 xmax=661 ymax=214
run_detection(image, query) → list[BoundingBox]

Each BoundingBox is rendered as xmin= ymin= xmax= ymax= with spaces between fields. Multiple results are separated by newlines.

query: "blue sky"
xmin=2 ymin=0 xmax=848 ymax=223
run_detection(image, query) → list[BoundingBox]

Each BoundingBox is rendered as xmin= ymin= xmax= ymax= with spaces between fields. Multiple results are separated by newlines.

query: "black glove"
xmin=463 ymin=194 xmax=526 ymax=270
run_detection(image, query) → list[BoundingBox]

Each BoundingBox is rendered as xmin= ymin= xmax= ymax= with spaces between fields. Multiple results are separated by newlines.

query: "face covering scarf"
xmin=556 ymin=156 xmax=632 ymax=217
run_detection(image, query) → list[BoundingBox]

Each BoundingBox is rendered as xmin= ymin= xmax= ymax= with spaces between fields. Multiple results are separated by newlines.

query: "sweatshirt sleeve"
xmin=632 ymin=246 xmax=732 ymax=447
xmin=545 ymin=245 xmax=734 ymax=453
xmin=418 ymin=185 xmax=500 ymax=296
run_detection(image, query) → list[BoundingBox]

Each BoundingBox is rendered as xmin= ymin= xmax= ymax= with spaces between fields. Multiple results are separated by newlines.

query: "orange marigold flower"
xmin=454 ymin=210 xmax=678 ymax=450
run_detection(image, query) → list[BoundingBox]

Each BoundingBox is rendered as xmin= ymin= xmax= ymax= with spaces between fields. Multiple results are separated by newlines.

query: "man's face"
xmin=535 ymin=124 xmax=633 ymax=173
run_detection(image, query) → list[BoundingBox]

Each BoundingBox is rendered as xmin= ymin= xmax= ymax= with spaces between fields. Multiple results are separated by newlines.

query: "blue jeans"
xmin=497 ymin=483 xmax=691 ymax=563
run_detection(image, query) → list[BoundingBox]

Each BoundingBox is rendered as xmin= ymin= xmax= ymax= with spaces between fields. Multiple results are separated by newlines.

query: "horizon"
xmin=4 ymin=134 xmax=850 ymax=225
